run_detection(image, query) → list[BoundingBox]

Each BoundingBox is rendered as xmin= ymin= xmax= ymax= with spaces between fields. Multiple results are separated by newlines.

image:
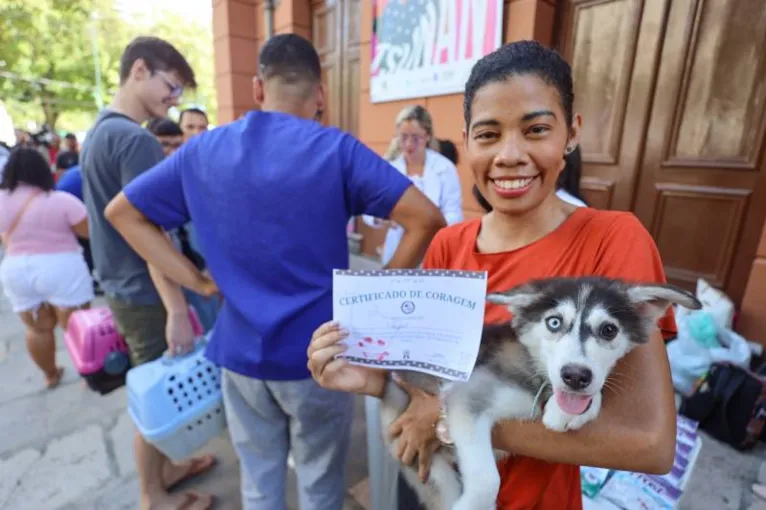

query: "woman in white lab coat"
xmin=363 ymin=105 xmax=463 ymax=265
xmin=363 ymin=105 xmax=463 ymax=510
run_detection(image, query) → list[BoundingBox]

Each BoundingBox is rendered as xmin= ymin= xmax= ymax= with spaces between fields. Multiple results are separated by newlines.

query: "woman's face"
xmin=397 ymin=119 xmax=429 ymax=161
xmin=464 ymin=74 xmax=579 ymax=215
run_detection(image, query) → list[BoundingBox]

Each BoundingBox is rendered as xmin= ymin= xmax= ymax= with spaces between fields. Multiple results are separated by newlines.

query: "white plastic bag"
xmin=667 ymin=279 xmax=748 ymax=396
xmin=667 ymin=317 xmax=751 ymax=396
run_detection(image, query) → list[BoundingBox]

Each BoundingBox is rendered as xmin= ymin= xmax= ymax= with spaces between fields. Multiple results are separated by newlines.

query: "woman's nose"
xmin=494 ymin=135 xmax=525 ymax=165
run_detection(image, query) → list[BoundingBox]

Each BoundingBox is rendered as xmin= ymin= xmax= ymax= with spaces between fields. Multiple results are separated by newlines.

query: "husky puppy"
xmin=379 ymin=276 xmax=701 ymax=510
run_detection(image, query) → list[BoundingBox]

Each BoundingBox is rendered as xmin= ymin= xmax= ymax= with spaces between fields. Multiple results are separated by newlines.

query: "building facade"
xmin=212 ymin=0 xmax=766 ymax=343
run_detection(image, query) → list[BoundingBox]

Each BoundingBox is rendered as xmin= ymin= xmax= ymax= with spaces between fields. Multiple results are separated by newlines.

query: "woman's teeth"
xmin=493 ymin=177 xmax=535 ymax=190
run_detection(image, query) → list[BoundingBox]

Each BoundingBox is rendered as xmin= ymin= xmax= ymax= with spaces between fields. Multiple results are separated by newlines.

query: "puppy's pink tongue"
xmin=554 ymin=389 xmax=592 ymax=415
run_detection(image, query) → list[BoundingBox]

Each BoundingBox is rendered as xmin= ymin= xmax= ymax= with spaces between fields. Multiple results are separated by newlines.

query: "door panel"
xmin=311 ymin=0 xmax=361 ymax=136
xmin=560 ymin=0 xmax=669 ymax=211
xmin=312 ymin=0 xmax=343 ymax=128
xmin=341 ymin=0 xmax=361 ymax=136
xmin=631 ymin=0 xmax=766 ymax=300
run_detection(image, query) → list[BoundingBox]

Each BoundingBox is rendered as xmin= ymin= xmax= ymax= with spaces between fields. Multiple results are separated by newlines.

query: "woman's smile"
xmin=490 ymin=175 xmax=540 ymax=198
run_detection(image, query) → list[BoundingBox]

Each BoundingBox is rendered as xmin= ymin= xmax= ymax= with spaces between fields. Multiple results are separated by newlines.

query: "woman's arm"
xmin=492 ymin=329 xmax=677 ymax=474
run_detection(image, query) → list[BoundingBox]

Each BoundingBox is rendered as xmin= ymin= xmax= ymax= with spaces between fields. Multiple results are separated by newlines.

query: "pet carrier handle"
xmin=161 ymin=337 xmax=207 ymax=365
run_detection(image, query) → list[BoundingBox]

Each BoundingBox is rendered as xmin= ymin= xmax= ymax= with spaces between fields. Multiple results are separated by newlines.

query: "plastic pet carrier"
xmin=65 ymin=306 xmax=203 ymax=395
xmin=127 ymin=336 xmax=225 ymax=462
xmin=64 ymin=307 xmax=130 ymax=394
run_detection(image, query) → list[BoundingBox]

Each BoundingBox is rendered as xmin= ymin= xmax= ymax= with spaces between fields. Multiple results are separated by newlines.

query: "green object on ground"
xmin=687 ymin=311 xmax=721 ymax=349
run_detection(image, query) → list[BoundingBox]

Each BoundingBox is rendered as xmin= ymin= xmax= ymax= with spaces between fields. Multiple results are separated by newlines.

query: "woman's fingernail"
xmin=339 ymin=328 xmax=350 ymax=336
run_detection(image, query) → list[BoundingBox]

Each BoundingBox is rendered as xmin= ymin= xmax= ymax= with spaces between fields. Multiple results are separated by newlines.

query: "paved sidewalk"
xmin=0 ymin=255 xmax=379 ymax=510
xmin=1 ymin=253 xmax=765 ymax=509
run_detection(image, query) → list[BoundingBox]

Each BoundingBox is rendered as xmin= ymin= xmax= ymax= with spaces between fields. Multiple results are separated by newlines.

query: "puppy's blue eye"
xmin=545 ymin=316 xmax=562 ymax=332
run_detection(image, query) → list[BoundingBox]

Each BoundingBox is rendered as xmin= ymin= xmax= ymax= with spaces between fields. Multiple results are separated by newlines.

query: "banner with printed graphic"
xmin=370 ymin=0 xmax=504 ymax=103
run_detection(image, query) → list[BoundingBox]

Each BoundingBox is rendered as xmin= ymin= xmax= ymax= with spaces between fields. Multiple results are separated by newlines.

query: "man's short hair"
xmin=179 ymin=107 xmax=208 ymax=124
xmin=147 ymin=118 xmax=183 ymax=138
xmin=119 ymin=36 xmax=196 ymax=88
xmin=64 ymin=133 xmax=77 ymax=141
xmin=258 ymin=34 xmax=321 ymax=86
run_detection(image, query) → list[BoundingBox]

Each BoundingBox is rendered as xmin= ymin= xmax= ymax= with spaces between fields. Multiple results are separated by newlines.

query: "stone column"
xmin=273 ymin=0 xmax=311 ymax=39
xmin=739 ymin=221 xmax=766 ymax=345
xmin=212 ymin=0 xmax=263 ymax=124
xmin=504 ymin=0 xmax=557 ymax=46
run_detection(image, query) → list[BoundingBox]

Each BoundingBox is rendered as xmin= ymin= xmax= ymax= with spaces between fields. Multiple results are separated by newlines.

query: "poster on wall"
xmin=370 ymin=0 xmax=504 ymax=103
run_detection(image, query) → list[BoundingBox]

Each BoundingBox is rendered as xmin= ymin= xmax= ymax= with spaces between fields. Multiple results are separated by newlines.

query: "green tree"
xmin=0 ymin=0 xmax=216 ymax=132
xmin=0 ymin=0 xmax=127 ymax=130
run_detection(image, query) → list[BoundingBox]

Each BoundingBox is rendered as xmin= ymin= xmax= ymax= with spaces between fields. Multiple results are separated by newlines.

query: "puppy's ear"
xmin=627 ymin=283 xmax=702 ymax=323
xmin=487 ymin=285 xmax=540 ymax=313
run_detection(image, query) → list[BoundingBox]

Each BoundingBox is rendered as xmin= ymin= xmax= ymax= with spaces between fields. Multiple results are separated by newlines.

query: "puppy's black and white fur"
xmin=379 ymin=276 xmax=701 ymax=510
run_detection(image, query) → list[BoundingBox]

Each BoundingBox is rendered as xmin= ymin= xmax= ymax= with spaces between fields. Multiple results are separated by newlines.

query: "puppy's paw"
xmin=542 ymin=400 xmax=570 ymax=431
xmin=566 ymin=393 xmax=602 ymax=431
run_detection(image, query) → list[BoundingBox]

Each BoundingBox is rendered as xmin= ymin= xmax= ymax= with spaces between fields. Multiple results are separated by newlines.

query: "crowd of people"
xmin=0 ymin=31 xmax=677 ymax=510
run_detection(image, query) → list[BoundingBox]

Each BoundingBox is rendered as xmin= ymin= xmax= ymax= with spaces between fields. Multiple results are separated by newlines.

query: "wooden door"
xmin=631 ymin=0 xmax=766 ymax=302
xmin=559 ymin=0 xmax=670 ymax=211
xmin=311 ymin=0 xmax=362 ymax=135
xmin=561 ymin=0 xmax=766 ymax=303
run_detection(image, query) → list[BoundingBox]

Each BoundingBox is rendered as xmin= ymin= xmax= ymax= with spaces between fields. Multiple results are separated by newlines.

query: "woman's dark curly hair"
xmin=463 ymin=40 xmax=574 ymax=129
xmin=0 ymin=147 xmax=54 ymax=192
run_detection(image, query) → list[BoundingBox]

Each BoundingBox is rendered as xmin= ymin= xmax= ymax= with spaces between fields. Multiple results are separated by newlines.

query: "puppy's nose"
xmin=561 ymin=364 xmax=593 ymax=391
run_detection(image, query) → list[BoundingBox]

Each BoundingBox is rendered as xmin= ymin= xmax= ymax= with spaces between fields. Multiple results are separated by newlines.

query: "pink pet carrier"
xmin=65 ymin=306 xmax=203 ymax=395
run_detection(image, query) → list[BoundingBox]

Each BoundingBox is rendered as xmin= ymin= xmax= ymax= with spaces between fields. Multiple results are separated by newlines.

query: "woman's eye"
xmin=600 ymin=323 xmax=618 ymax=340
xmin=527 ymin=125 xmax=550 ymax=136
xmin=474 ymin=131 xmax=498 ymax=141
xmin=545 ymin=316 xmax=562 ymax=332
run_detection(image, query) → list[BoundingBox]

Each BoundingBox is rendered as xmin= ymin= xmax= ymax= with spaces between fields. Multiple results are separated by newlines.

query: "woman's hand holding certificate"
xmin=307 ymin=320 xmax=387 ymax=397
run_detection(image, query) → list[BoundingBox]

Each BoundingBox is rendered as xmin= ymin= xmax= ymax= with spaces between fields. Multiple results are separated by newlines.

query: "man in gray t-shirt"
xmin=82 ymin=111 xmax=165 ymax=304
xmin=80 ymin=36 xmax=215 ymax=510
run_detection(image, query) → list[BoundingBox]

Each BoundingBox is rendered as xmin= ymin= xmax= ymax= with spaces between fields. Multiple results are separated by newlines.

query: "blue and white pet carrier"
xmin=127 ymin=338 xmax=226 ymax=462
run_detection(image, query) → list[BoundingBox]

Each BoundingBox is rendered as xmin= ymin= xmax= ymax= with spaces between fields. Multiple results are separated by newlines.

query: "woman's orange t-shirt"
xmin=422 ymin=207 xmax=677 ymax=510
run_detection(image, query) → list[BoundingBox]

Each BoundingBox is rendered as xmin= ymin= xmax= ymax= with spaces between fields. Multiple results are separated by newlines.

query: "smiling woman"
xmin=307 ymin=40 xmax=679 ymax=510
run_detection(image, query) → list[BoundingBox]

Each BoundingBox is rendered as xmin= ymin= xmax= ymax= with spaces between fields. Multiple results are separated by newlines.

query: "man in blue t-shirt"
xmin=56 ymin=164 xmax=83 ymax=200
xmin=105 ymin=34 xmax=445 ymax=509
xmin=56 ymin=164 xmax=99 ymax=292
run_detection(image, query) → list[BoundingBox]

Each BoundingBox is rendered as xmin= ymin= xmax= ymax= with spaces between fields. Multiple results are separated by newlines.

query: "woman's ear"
xmin=567 ymin=113 xmax=583 ymax=153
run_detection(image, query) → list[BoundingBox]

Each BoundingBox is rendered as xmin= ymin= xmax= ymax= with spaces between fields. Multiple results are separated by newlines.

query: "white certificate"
xmin=332 ymin=268 xmax=488 ymax=382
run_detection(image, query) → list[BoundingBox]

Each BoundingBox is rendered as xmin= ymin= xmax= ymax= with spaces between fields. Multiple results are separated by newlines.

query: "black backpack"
xmin=680 ymin=362 xmax=766 ymax=450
